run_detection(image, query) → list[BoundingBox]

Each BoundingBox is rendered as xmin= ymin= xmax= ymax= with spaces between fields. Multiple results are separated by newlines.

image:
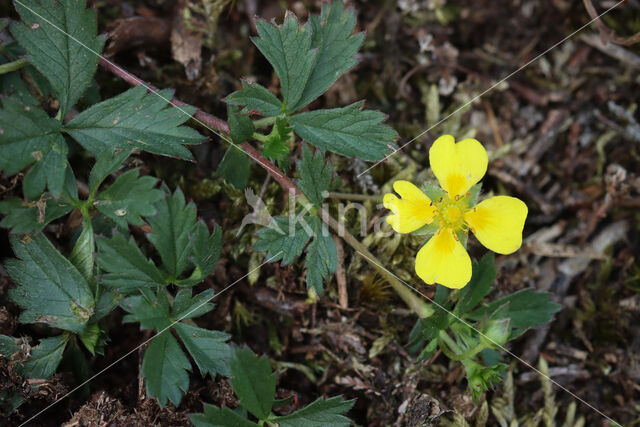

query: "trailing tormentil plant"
xmin=0 ymin=0 xmax=230 ymax=409
xmin=221 ymin=0 xmax=400 ymax=296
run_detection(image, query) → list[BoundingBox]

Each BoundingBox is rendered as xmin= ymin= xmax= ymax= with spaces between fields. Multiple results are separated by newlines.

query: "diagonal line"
xmin=12 ymin=0 xmax=283 ymax=178
xmin=19 ymin=252 xmax=283 ymax=427
xmin=355 ymin=251 xmax=622 ymax=426
xmin=357 ymin=0 xmax=627 ymax=177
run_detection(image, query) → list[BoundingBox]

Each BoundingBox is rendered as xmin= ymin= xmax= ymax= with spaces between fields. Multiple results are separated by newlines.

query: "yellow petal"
xmin=464 ymin=196 xmax=528 ymax=254
xmin=429 ymin=135 xmax=488 ymax=198
xmin=383 ymin=180 xmax=435 ymax=233
xmin=415 ymin=228 xmax=472 ymax=289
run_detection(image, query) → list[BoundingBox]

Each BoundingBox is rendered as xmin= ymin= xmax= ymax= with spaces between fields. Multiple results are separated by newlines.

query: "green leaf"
xmin=78 ymin=322 xmax=100 ymax=355
xmin=121 ymin=290 xmax=171 ymax=331
xmin=262 ymin=118 xmax=292 ymax=169
xmin=0 ymin=100 xmax=64 ymax=179
xmin=226 ymin=81 xmax=283 ymax=117
xmin=290 ymin=1 xmax=364 ymax=111
xmin=174 ymin=323 xmax=231 ymax=377
xmin=142 ymin=330 xmax=191 ymax=407
xmin=254 ymin=216 xmax=313 ymax=266
xmin=179 ymin=222 xmax=222 ymax=286
xmin=229 ymin=347 xmax=277 ymax=420
xmin=305 ymin=216 xmax=337 ymax=295
xmin=69 ymin=220 xmax=95 ymax=281
xmin=289 ymin=102 xmax=398 ymax=161
xmin=470 ymin=289 xmax=562 ymax=338
xmin=455 ymin=253 xmax=496 ymax=315
xmin=0 ymin=70 xmax=38 ymax=107
xmin=6 ymin=234 xmax=94 ymax=333
xmin=0 ymin=197 xmax=73 ymax=233
xmin=296 ymin=145 xmax=332 ymax=207
xmin=18 ymin=335 xmax=68 ymax=379
xmin=228 ymin=105 xmax=255 ymax=144
xmin=88 ymin=149 xmax=132 ymax=197
xmin=252 ymin=13 xmax=316 ymax=110
xmin=146 ymin=187 xmax=196 ymax=279
xmin=273 ymin=396 xmax=354 ymax=427
xmin=22 ymin=143 xmax=69 ymax=199
xmin=94 ymin=168 xmax=163 ymax=228
xmin=217 ymin=146 xmax=250 ymax=190
xmin=172 ymin=289 xmax=215 ymax=320
xmin=96 ymin=233 xmax=165 ymax=292
xmin=11 ymin=0 xmax=105 ymax=116
xmin=0 ymin=334 xmax=20 ymax=359
xmin=191 ymin=405 xmax=258 ymax=427
xmin=65 ymin=86 xmax=204 ymax=159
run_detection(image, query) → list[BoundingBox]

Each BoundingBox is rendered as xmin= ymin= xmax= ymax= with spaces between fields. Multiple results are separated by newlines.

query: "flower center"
xmin=434 ymin=195 xmax=468 ymax=230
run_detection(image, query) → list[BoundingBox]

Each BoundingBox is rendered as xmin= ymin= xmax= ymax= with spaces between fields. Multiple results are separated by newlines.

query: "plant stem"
xmin=326 ymin=192 xmax=383 ymax=202
xmin=0 ymin=58 xmax=29 ymax=75
xmin=98 ymin=58 xmax=434 ymax=319
xmin=253 ymin=116 xmax=278 ymax=128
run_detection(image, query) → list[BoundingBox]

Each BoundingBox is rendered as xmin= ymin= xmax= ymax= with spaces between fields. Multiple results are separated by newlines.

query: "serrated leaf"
xmin=94 ymin=168 xmax=163 ymax=228
xmin=88 ymin=149 xmax=132 ymax=197
xmin=273 ymin=396 xmax=354 ymax=427
xmin=217 ymin=146 xmax=250 ymax=190
xmin=0 ymin=197 xmax=73 ymax=233
xmin=78 ymin=322 xmax=100 ymax=355
xmin=18 ymin=335 xmax=68 ymax=379
xmin=0 ymin=334 xmax=20 ymax=358
xmin=174 ymin=323 xmax=231 ymax=377
xmin=289 ymin=102 xmax=398 ymax=161
xmin=65 ymin=86 xmax=204 ymax=159
xmin=229 ymin=347 xmax=276 ymax=420
xmin=228 ymin=105 xmax=255 ymax=145
xmin=0 ymin=100 xmax=63 ymax=178
xmin=6 ymin=234 xmax=94 ymax=333
xmin=69 ymin=220 xmax=95 ymax=281
xmin=305 ymin=216 xmax=337 ymax=294
xmin=96 ymin=233 xmax=165 ymax=293
xmin=146 ymin=187 xmax=196 ymax=279
xmin=252 ymin=13 xmax=316 ymax=110
xmin=191 ymin=404 xmax=258 ymax=427
xmin=121 ymin=290 xmax=171 ymax=331
xmin=254 ymin=216 xmax=312 ymax=266
xmin=470 ymin=289 xmax=562 ymax=338
xmin=22 ymin=142 xmax=69 ymax=199
xmin=11 ymin=0 xmax=105 ymax=116
xmin=142 ymin=330 xmax=190 ymax=407
xmin=172 ymin=289 xmax=215 ymax=320
xmin=455 ymin=253 xmax=496 ymax=315
xmin=179 ymin=223 xmax=222 ymax=286
xmin=0 ymin=71 xmax=38 ymax=107
xmin=296 ymin=145 xmax=332 ymax=207
xmin=291 ymin=0 xmax=364 ymax=111
xmin=226 ymin=81 xmax=283 ymax=117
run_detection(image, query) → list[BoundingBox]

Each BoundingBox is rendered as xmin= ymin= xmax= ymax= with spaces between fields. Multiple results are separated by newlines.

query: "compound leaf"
xmin=228 ymin=105 xmax=255 ymax=145
xmin=226 ymin=81 xmax=283 ymax=117
xmin=179 ymin=222 xmax=222 ymax=286
xmin=191 ymin=405 xmax=258 ymax=427
xmin=142 ymin=330 xmax=190 ymax=407
xmin=252 ymin=13 xmax=316 ymax=110
xmin=94 ymin=168 xmax=163 ymax=228
xmin=96 ymin=233 xmax=165 ymax=293
xmin=172 ymin=289 xmax=216 ymax=321
xmin=289 ymin=102 xmax=398 ymax=161
xmin=305 ymin=217 xmax=337 ymax=295
xmin=0 ymin=197 xmax=73 ymax=234
xmin=11 ymin=0 xmax=105 ymax=116
xmin=88 ymin=149 xmax=132 ymax=196
xmin=229 ymin=347 xmax=276 ymax=421
xmin=145 ymin=187 xmax=196 ymax=279
xmin=296 ymin=145 xmax=332 ymax=207
xmin=121 ymin=290 xmax=171 ymax=331
xmin=273 ymin=396 xmax=355 ymax=427
xmin=174 ymin=323 xmax=231 ymax=377
xmin=6 ymin=234 xmax=94 ymax=333
xmin=262 ymin=118 xmax=291 ymax=169
xmin=65 ymin=86 xmax=204 ymax=159
xmin=254 ymin=216 xmax=312 ymax=266
xmin=291 ymin=1 xmax=364 ymax=111
xmin=18 ymin=335 xmax=68 ymax=379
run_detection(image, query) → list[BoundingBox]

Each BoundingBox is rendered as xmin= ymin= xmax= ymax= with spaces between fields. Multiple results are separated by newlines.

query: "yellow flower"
xmin=383 ymin=135 xmax=528 ymax=289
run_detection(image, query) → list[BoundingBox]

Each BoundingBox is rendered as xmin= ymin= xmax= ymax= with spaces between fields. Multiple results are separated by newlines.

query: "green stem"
xmin=326 ymin=192 xmax=383 ymax=202
xmin=253 ymin=116 xmax=278 ymax=128
xmin=252 ymin=132 xmax=269 ymax=143
xmin=0 ymin=58 xmax=29 ymax=75
xmin=438 ymin=330 xmax=486 ymax=360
